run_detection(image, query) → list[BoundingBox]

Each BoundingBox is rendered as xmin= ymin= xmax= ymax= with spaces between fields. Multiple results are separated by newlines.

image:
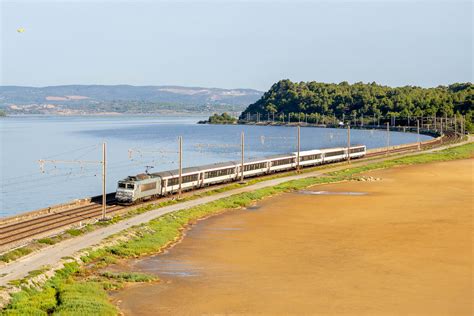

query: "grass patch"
xmin=1 ymin=262 xmax=118 ymax=316
xmin=0 ymin=247 xmax=33 ymax=263
xmin=100 ymin=272 xmax=157 ymax=283
xmin=65 ymin=229 xmax=84 ymax=237
xmin=2 ymin=142 xmax=472 ymax=315
xmin=37 ymin=238 xmax=56 ymax=245
xmin=53 ymin=282 xmax=117 ymax=316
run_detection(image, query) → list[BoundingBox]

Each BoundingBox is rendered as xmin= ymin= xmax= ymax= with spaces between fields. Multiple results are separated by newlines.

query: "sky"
xmin=1 ymin=0 xmax=472 ymax=91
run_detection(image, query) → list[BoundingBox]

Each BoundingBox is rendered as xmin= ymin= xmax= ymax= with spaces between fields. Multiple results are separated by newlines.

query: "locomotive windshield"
xmin=118 ymin=182 xmax=135 ymax=189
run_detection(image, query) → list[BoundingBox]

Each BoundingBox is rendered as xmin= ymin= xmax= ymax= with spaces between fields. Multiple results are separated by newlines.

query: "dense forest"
xmin=240 ymin=80 xmax=473 ymax=131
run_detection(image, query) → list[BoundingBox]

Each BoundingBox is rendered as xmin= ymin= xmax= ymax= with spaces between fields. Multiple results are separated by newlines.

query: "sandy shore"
xmin=111 ymin=159 xmax=473 ymax=315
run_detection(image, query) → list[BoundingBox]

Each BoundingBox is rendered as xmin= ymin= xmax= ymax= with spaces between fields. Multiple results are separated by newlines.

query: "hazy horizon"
xmin=1 ymin=0 xmax=472 ymax=91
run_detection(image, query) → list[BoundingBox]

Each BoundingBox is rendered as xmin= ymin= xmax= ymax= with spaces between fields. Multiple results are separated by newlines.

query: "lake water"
xmin=0 ymin=116 xmax=431 ymax=217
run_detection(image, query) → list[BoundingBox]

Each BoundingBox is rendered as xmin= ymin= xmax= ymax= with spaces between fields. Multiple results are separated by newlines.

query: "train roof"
xmin=294 ymin=149 xmax=322 ymax=155
xmin=319 ymin=147 xmax=346 ymax=152
xmin=318 ymin=145 xmax=365 ymax=153
xmin=262 ymin=153 xmax=295 ymax=160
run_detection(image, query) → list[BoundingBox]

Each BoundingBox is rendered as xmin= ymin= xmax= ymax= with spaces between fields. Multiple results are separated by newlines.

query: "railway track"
xmin=0 ymin=202 xmax=125 ymax=247
xmin=0 ymin=133 xmax=461 ymax=251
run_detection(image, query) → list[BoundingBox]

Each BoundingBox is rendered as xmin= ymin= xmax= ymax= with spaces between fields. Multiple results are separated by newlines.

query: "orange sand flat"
xmin=112 ymin=159 xmax=473 ymax=315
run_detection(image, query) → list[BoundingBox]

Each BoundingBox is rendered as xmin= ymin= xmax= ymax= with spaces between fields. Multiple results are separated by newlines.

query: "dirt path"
xmin=0 ymin=139 xmax=471 ymax=286
xmin=112 ymin=159 xmax=473 ymax=315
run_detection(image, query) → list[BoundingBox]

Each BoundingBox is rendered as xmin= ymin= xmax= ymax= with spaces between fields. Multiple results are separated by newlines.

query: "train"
xmin=115 ymin=145 xmax=366 ymax=204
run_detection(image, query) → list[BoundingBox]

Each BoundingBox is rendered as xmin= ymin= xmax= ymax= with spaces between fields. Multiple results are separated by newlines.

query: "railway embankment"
xmin=0 ymin=139 xmax=472 ymax=313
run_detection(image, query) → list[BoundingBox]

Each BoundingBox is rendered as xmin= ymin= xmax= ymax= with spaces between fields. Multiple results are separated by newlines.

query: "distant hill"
xmin=241 ymin=79 xmax=473 ymax=130
xmin=0 ymin=85 xmax=263 ymax=115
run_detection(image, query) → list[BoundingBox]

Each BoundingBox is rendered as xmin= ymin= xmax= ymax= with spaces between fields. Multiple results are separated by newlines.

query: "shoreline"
xmin=236 ymin=120 xmax=441 ymax=138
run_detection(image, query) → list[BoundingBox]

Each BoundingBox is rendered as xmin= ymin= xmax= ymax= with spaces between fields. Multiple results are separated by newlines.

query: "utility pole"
xmin=101 ymin=142 xmax=107 ymax=220
xmin=361 ymin=114 xmax=364 ymax=127
xmin=417 ymin=120 xmax=420 ymax=150
xmin=288 ymin=113 xmax=291 ymax=124
xmin=347 ymin=123 xmax=351 ymax=163
xmin=178 ymin=136 xmax=183 ymax=199
xmin=454 ymin=115 xmax=457 ymax=136
xmin=440 ymin=117 xmax=443 ymax=143
xmin=386 ymin=122 xmax=390 ymax=155
xmin=297 ymin=126 xmax=301 ymax=172
xmin=240 ymin=131 xmax=245 ymax=183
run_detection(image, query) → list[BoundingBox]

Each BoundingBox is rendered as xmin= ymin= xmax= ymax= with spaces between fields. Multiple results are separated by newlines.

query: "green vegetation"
xmin=2 ymin=143 xmax=472 ymax=315
xmin=0 ymin=247 xmax=33 ymax=263
xmin=241 ymin=80 xmax=473 ymax=131
xmin=0 ymin=110 xmax=6 ymax=117
xmin=1 ymin=261 xmax=158 ymax=315
xmin=202 ymin=112 xmax=237 ymax=124
xmin=2 ymin=262 xmax=117 ymax=316
xmin=65 ymin=229 xmax=84 ymax=237
xmin=37 ymin=238 xmax=56 ymax=245
xmin=99 ymin=272 xmax=157 ymax=283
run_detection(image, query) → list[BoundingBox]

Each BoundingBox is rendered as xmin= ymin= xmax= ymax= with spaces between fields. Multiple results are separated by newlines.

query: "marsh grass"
xmin=100 ymin=272 xmax=157 ymax=283
xmin=2 ymin=142 xmax=472 ymax=315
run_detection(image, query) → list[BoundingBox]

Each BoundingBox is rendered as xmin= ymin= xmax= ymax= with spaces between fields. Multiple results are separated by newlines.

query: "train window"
xmin=205 ymin=168 xmax=234 ymax=178
xmin=325 ymin=150 xmax=345 ymax=157
xmin=126 ymin=184 xmax=134 ymax=189
xmin=350 ymin=147 xmax=365 ymax=153
xmin=182 ymin=174 xmax=198 ymax=183
xmin=168 ymin=178 xmax=179 ymax=186
xmin=301 ymin=154 xmax=321 ymax=161
xmin=244 ymin=162 xmax=266 ymax=172
xmin=272 ymin=158 xmax=293 ymax=166
xmin=167 ymin=174 xmax=198 ymax=186
xmin=118 ymin=183 xmax=126 ymax=188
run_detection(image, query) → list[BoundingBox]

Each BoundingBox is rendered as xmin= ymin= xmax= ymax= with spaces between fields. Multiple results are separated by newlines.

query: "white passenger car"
xmin=268 ymin=154 xmax=297 ymax=172
xmin=295 ymin=149 xmax=323 ymax=167
xmin=321 ymin=147 xmax=348 ymax=163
